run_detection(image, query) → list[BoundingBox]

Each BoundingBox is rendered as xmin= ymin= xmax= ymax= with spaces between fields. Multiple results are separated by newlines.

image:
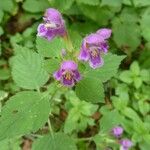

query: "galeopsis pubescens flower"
xmin=120 ymin=139 xmax=133 ymax=150
xmin=78 ymin=28 xmax=111 ymax=69
xmin=37 ymin=8 xmax=66 ymax=41
xmin=53 ymin=61 xmax=81 ymax=87
xmin=112 ymin=126 xmax=123 ymax=137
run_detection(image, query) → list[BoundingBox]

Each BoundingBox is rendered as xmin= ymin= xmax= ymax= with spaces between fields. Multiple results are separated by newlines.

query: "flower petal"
xmin=44 ymin=8 xmax=63 ymax=24
xmin=89 ymin=54 xmax=103 ymax=69
xmin=53 ymin=69 xmax=62 ymax=80
xmin=85 ymin=33 xmax=104 ymax=46
xmin=78 ymin=42 xmax=89 ymax=61
xmin=97 ymin=28 xmax=112 ymax=39
xmin=62 ymin=78 xmax=74 ymax=87
xmin=61 ymin=61 xmax=78 ymax=70
xmin=37 ymin=24 xmax=47 ymax=37
xmin=74 ymin=70 xmax=82 ymax=81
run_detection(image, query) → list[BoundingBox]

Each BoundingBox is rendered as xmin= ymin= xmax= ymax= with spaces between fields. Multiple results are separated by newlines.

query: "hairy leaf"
xmin=0 ymin=91 xmax=50 ymax=140
xmin=32 ymin=133 xmax=77 ymax=150
xmin=11 ymin=49 xmax=49 ymax=89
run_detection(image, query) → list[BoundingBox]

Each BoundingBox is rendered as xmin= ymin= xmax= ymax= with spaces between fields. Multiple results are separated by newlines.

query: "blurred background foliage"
xmin=0 ymin=0 xmax=150 ymax=150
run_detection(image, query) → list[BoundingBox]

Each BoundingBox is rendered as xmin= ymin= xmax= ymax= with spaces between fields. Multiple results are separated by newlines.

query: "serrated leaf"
xmin=0 ymin=91 xmax=50 ymax=140
xmin=100 ymin=110 xmax=124 ymax=132
xmin=36 ymin=37 xmax=65 ymax=58
xmin=0 ymin=68 xmax=10 ymax=80
xmin=76 ymin=77 xmax=104 ymax=103
xmin=32 ymin=133 xmax=77 ymax=150
xmin=121 ymin=107 xmax=141 ymax=122
xmin=0 ymin=138 xmax=21 ymax=150
xmin=119 ymin=71 xmax=133 ymax=83
xmin=44 ymin=59 xmax=60 ymax=74
xmin=23 ymin=0 xmax=49 ymax=13
xmin=138 ymin=101 xmax=149 ymax=116
xmin=76 ymin=53 xmax=124 ymax=103
xmin=133 ymin=77 xmax=142 ymax=89
xmin=140 ymin=69 xmax=150 ymax=82
xmin=51 ymin=0 xmax=74 ymax=11
xmin=130 ymin=61 xmax=140 ymax=76
xmin=11 ymin=49 xmax=49 ymax=89
xmin=112 ymin=13 xmax=141 ymax=51
xmin=76 ymin=0 xmax=99 ymax=6
xmin=78 ymin=5 xmax=115 ymax=26
xmin=101 ymin=0 xmax=123 ymax=8
xmin=133 ymin=0 xmax=150 ymax=7
xmin=140 ymin=8 xmax=150 ymax=42
xmin=0 ymin=0 xmax=15 ymax=13
xmin=85 ymin=53 xmax=125 ymax=82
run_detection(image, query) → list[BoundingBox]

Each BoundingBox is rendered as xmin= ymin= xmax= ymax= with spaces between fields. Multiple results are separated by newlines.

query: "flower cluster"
xmin=37 ymin=8 xmax=66 ymax=41
xmin=53 ymin=60 xmax=81 ymax=87
xmin=78 ymin=28 xmax=111 ymax=69
xmin=37 ymin=8 xmax=111 ymax=87
xmin=112 ymin=126 xmax=133 ymax=150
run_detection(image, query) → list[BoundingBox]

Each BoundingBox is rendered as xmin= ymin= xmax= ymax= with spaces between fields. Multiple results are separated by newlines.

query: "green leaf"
xmin=69 ymin=30 xmax=82 ymax=49
xmin=44 ymin=59 xmax=60 ymax=74
xmin=123 ymin=0 xmax=132 ymax=5
xmin=140 ymin=8 xmax=150 ymax=42
xmin=78 ymin=5 xmax=115 ymax=26
xmin=112 ymin=13 xmax=141 ymax=51
xmin=85 ymin=53 xmax=125 ymax=82
xmin=75 ymin=77 xmax=104 ymax=103
xmin=0 ymin=138 xmax=21 ymax=150
xmin=140 ymin=69 xmax=150 ymax=82
xmin=32 ymin=133 xmax=77 ymax=150
xmin=138 ymin=101 xmax=149 ymax=116
xmin=100 ymin=110 xmax=124 ymax=132
xmin=0 ymin=26 xmax=4 ymax=35
xmin=11 ymin=49 xmax=49 ymax=89
xmin=0 ymin=91 xmax=50 ymax=140
xmin=0 ymin=90 xmax=8 ymax=101
xmin=23 ymin=0 xmax=49 ymax=13
xmin=133 ymin=77 xmax=142 ymax=89
xmin=130 ymin=61 xmax=140 ymax=75
xmin=76 ymin=53 xmax=124 ymax=103
xmin=0 ymin=10 xmax=4 ymax=23
xmin=119 ymin=71 xmax=133 ymax=84
xmin=0 ymin=0 xmax=15 ymax=13
xmin=51 ymin=0 xmax=74 ymax=11
xmin=0 ymin=68 xmax=10 ymax=80
xmin=112 ymin=96 xmax=128 ymax=111
xmin=36 ymin=37 xmax=65 ymax=58
xmin=121 ymin=107 xmax=141 ymax=122
xmin=64 ymin=99 xmax=97 ymax=133
xmin=101 ymin=0 xmax=123 ymax=8
xmin=116 ymin=83 xmax=129 ymax=101
xmin=133 ymin=0 xmax=150 ymax=7
xmin=76 ymin=0 xmax=99 ymax=6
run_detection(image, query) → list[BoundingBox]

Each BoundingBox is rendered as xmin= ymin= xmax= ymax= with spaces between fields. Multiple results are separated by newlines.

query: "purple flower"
xmin=120 ymin=139 xmax=133 ymax=150
xmin=78 ymin=28 xmax=111 ymax=69
xmin=112 ymin=126 xmax=123 ymax=137
xmin=37 ymin=8 xmax=66 ymax=41
xmin=53 ymin=60 xmax=81 ymax=87
xmin=97 ymin=28 xmax=112 ymax=40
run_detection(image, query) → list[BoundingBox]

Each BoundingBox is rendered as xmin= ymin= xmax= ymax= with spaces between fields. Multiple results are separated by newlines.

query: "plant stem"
xmin=48 ymin=118 xmax=54 ymax=138
xmin=76 ymin=137 xmax=93 ymax=142
xmin=63 ymin=31 xmax=74 ymax=52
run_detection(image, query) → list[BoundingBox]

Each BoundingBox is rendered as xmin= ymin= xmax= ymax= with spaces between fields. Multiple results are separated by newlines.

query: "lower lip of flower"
xmin=90 ymin=49 xmax=99 ymax=58
xmin=63 ymin=71 xmax=73 ymax=80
